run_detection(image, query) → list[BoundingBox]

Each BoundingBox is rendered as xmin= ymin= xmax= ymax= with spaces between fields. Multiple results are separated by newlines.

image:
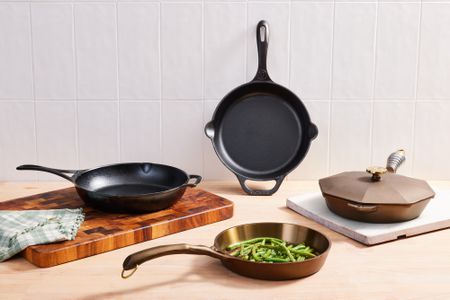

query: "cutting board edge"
xmin=22 ymin=202 xmax=234 ymax=268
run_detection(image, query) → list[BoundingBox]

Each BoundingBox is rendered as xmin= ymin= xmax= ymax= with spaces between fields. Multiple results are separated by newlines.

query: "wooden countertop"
xmin=1 ymin=181 xmax=450 ymax=299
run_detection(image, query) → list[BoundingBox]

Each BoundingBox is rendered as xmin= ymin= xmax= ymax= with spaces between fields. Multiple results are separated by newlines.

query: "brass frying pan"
xmin=122 ymin=222 xmax=331 ymax=281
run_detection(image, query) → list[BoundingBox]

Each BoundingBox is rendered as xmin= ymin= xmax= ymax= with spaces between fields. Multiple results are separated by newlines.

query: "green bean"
xmin=291 ymin=249 xmax=316 ymax=258
xmin=225 ymin=236 xmax=317 ymax=263
xmin=226 ymin=237 xmax=284 ymax=250
xmin=292 ymin=244 xmax=306 ymax=250
xmin=264 ymin=257 xmax=290 ymax=263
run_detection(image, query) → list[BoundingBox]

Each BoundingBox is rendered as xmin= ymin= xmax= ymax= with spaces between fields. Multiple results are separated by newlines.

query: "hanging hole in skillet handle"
xmin=184 ymin=175 xmax=202 ymax=188
xmin=253 ymin=20 xmax=272 ymax=82
xmin=16 ymin=164 xmax=81 ymax=182
xmin=237 ymin=175 xmax=285 ymax=196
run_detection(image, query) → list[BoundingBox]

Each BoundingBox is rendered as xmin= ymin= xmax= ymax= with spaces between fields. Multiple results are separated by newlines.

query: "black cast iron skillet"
xmin=16 ymin=163 xmax=201 ymax=213
xmin=205 ymin=21 xmax=318 ymax=196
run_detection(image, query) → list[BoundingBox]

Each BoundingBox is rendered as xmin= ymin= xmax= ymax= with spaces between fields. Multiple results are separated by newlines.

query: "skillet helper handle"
xmin=347 ymin=203 xmax=378 ymax=213
xmin=309 ymin=123 xmax=319 ymax=140
xmin=237 ymin=175 xmax=285 ymax=196
xmin=16 ymin=164 xmax=79 ymax=182
xmin=253 ymin=20 xmax=271 ymax=81
xmin=386 ymin=149 xmax=405 ymax=173
xmin=122 ymin=244 xmax=225 ymax=279
xmin=184 ymin=175 xmax=202 ymax=188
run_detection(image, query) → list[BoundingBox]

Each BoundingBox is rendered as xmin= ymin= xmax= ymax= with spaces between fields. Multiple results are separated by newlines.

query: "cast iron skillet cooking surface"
xmin=205 ymin=21 xmax=317 ymax=196
xmin=122 ymin=222 xmax=331 ymax=280
xmin=17 ymin=163 xmax=201 ymax=213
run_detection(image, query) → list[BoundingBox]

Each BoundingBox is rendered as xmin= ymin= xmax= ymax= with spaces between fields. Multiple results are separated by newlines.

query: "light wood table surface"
xmin=1 ymin=181 xmax=450 ymax=300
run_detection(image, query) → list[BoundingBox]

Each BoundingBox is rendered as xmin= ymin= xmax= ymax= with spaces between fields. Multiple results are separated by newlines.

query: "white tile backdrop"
xmin=0 ymin=1 xmax=450 ymax=181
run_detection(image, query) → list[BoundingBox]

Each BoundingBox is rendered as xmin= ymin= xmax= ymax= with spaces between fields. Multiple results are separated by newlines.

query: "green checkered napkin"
xmin=0 ymin=208 xmax=84 ymax=262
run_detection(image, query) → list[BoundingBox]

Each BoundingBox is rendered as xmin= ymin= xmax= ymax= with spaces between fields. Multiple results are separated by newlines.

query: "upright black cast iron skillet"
xmin=17 ymin=163 xmax=201 ymax=213
xmin=205 ymin=20 xmax=318 ymax=195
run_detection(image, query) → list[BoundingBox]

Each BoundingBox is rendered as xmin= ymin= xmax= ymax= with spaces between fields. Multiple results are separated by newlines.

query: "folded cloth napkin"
xmin=0 ymin=208 xmax=84 ymax=262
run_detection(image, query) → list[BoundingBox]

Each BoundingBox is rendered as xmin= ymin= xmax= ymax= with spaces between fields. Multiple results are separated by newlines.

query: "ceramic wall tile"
xmin=162 ymin=101 xmax=203 ymax=175
xmin=329 ymin=101 xmax=372 ymax=174
xmin=75 ymin=3 xmax=118 ymax=100
xmin=0 ymin=4 xmax=33 ymax=100
xmin=35 ymin=101 xmax=78 ymax=180
xmin=1 ymin=1 xmax=450 ymax=181
xmin=0 ymin=102 xmax=37 ymax=181
xmin=118 ymin=3 xmax=160 ymax=100
xmin=414 ymin=102 xmax=450 ymax=179
xmin=332 ymin=3 xmax=376 ymax=100
xmin=32 ymin=4 xmax=76 ymax=100
xmin=119 ymin=101 xmax=161 ymax=162
xmin=418 ymin=3 xmax=450 ymax=99
xmin=372 ymin=101 xmax=415 ymax=175
xmin=161 ymin=3 xmax=202 ymax=100
xmin=77 ymin=101 xmax=119 ymax=168
xmin=204 ymin=2 xmax=246 ymax=100
xmin=374 ymin=3 xmax=420 ymax=100
xmin=290 ymin=2 xmax=334 ymax=100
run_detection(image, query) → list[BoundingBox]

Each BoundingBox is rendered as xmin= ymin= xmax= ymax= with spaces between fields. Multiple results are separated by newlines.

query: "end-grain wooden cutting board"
xmin=0 ymin=187 xmax=233 ymax=267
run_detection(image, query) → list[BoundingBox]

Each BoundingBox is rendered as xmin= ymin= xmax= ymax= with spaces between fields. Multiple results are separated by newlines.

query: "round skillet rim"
xmin=70 ymin=162 xmax=197 ymax=198
xmin=206 ymin=80 xmax=317 ymax=180
xmin=212 ymin=221 xmax=332 ymax=265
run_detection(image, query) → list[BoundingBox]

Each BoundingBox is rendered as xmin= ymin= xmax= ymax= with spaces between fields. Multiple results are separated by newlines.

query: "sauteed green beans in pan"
xmin=226 ymin=237 xmax=316 ymax=263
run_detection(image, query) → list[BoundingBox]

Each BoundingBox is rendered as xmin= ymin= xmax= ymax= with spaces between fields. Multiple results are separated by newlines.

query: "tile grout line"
xmin=115 ymin=0 xmax=122 ymax=162
xmin=201 ymin=0 xmax=205 ymax=177
xmin=369 ymin=0 xmax=380 ymax=166
xmin=411 ymin=0 xmax=423 ymax=176
xmin=327 ymin=0 xmax=337 ymax=176
xmin=72 ymin=3 xmax=81 ymax=169
xmin=29 ymin=3 xmax=39 ymax=182
xmin=287 ymin=0 xmax=292 ymax=180
xmin=245 ymin=0 xmax=249 ymax=82
xmin=159 ymin=1 xmax=163 ymax=163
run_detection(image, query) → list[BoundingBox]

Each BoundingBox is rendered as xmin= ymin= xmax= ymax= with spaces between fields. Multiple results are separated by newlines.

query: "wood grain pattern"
xmin=0 ymin=187 xmax=233 ymax=268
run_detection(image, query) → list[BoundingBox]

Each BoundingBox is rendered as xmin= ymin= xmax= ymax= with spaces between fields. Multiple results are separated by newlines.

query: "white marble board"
xmin=286 ymin=190 xmax=450 ymax=245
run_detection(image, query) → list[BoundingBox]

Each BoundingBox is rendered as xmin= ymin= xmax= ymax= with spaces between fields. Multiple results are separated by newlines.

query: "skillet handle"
xmin=16 ymin=164 xmax=80 ymax=182
xmin=184 ymin=175 xmax=202 ymax=188
xmin=386 ymin=149 xmax=405 ymax=173
xmin=121 ymin=244 xmax=226 ymax=279
xmin=347 ymin=203 xmax=378 ymax=213
xmin=253 ymin=20 xmax=271 ymax=82
xmin=309 ymin=123 xmax=319 ymax=140
xmin=237 ymin=175 xmax=285 ymax=196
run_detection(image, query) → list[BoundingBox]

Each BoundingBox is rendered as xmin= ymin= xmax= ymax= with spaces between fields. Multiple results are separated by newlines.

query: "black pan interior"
xmin=213 ymin=82 xmax=313 ymax=179
xmin=74 ymin=163 xmax=188 ymax=196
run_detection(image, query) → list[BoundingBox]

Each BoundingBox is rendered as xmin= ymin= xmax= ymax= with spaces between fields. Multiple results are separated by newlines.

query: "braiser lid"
xmin=319 ymin=171 xmax=435 ymax=205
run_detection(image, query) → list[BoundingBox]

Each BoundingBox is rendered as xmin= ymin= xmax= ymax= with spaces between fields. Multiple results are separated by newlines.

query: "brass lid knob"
xmin=366 ymin=166 xmax=387 ymax=182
